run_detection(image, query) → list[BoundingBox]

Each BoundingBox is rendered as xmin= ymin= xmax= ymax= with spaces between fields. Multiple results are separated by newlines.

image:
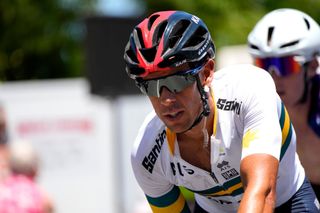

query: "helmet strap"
xmin=196 ymin=74 xmax=211 ymax=117
xmin=184 ymin=74 xmax=211 ymax=132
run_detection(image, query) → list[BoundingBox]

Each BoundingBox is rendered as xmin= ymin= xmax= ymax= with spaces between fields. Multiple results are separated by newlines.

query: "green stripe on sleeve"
xmin=280 ymin=123 xmax=292 ymax=160
xmin=146 ymin=185 xmax=180 ymax=207
xmin=279 ymin=102 xmax=285 ymax=129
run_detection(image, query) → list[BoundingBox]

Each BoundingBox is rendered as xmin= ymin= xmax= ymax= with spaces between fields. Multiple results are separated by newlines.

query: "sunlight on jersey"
xmin=242 ymin=130 xmax=259 ymax=149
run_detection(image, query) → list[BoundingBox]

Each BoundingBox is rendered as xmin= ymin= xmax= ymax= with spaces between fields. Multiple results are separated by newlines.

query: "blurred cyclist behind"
xmin=248 ymin=8 xmax=320 ymax=199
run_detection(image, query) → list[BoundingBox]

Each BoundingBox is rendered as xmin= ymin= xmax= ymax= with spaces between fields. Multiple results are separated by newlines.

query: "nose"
xmin=159 ymin=87 xmax=176 ymax=106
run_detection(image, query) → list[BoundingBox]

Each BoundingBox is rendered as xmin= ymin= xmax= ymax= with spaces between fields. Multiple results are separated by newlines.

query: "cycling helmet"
xmin=124 ymin=10 xmax=215 ymax=79
xmin=248 ymin=8 xmax=320 ymax=63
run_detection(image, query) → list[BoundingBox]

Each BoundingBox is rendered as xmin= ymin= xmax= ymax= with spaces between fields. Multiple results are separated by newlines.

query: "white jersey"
xmin=131 ymin=64 xmax=305 ymax=213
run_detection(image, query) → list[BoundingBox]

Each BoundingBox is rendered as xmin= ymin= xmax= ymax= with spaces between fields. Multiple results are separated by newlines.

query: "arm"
xmin=146 ymin=185 xmax=191 ymax=213
xmin=236 ymin=67 xmax=283 ymax=212
xmin=132 ymin=158 xmax=191 ymax=213
xmin=238 ymin=154 xmax=278 ymax=213
xmin=131 ymin=117 xmax=191 ymax=213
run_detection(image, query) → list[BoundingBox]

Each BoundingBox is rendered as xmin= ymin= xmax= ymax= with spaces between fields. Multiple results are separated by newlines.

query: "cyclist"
xmin=124 ymin=10 xmax=319 ymax=212
xmin=248 ymin=8 xmax=320 ymax=199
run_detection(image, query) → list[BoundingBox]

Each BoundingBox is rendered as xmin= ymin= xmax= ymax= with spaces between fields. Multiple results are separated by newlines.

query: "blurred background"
xmin=1 ymin=0 xmax=320 ymax=212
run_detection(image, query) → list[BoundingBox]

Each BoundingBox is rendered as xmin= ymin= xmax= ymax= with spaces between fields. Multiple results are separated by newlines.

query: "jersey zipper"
xmin=210 ymin=172 xmax=219 ymax=184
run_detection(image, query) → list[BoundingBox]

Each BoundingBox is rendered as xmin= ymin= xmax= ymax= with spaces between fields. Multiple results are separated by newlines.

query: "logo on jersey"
xmin=170 ymin=162 xmax=194 ymax=176
xmin=217 ymin=160 xmax=230 ymax=170
xmin=217 ymin=98 xmax=242 ymax=115
xmin=221 ymin=169 xmax=239 ymax=180
xmin=142 ymin=130 xmax=166 ymax=173
xmin=217 ymin=160 xmax=239 ymax=180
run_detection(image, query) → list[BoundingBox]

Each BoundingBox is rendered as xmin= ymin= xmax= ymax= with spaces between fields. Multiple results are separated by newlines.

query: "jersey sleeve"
xmin=240 ymin=68 xmax=283 ymax=160
xmin=131 ymin=113 xmax=191 ymax=213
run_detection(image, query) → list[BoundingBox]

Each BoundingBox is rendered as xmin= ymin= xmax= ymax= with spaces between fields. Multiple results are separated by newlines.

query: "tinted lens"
xmin=138 ymin=75 xmax=196 ymax=97
xmin=136 ymin=65 xmax=204 ymax=97
xmin=255 ymin=56 xmax=301 ymax=76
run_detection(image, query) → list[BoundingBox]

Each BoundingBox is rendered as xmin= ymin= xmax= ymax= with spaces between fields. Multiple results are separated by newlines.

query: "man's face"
xmin=138 ymin=59 xmax=214 ymax=133
xmin=271 ymin=70 xmax=305 ymax=106
xmin=148 ymin=81 xmax=202 ymax=133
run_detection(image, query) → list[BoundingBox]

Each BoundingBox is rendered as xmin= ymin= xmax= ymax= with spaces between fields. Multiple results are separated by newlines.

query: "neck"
xmin=177 ymin=92 xmax=215 ymax=144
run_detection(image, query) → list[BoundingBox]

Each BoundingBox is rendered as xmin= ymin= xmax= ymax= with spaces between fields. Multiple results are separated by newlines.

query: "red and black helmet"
xmin=124 ymin=11 xmax=215 ymax=79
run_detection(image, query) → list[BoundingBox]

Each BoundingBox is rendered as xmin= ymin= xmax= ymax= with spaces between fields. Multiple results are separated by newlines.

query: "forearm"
xmin=239 ymin=154 xmax=278 ymax=213
xmin=238 ymin=191 xmax=264 ymax=213
xmin=238 ymin=189 xmax=275 ymax=213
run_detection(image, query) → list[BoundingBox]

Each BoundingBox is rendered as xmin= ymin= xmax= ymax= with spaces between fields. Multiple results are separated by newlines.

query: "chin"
xmin=161 ymin=114 xmax=194 ymax=133
xmin=165 ymin=123 xmax=189 ymax=133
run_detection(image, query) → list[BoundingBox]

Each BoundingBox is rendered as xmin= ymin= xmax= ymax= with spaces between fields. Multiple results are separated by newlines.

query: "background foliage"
xmin=1 ymin=0 xmax=320 ymax=81
xmin=0 ymin=0 xmax=95 ymax=81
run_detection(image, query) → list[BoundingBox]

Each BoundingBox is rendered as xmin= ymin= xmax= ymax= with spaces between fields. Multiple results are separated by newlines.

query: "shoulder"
xmin=131 ymin=111 xmax=165 ymax=156
xmin=213 ymin=64 xmax=276 ymax=92
xmin=215 ymin=64 xmax=273 ymax=81
xmin=130 ymin=112 xmax=173 ymax=195
xmin=131 ymin=111 xmax=167 ymax=172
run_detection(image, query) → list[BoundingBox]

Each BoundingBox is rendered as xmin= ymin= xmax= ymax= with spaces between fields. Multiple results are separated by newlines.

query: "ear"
xmin=202 ymin=59 xmax=215 ymax=86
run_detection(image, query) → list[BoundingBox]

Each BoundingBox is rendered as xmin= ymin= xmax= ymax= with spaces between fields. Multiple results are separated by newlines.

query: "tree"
xmin=0 ymin=0 xmax=95 ymax=81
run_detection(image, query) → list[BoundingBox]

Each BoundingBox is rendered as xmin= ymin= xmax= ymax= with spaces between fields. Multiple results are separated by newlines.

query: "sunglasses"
xmin=136 ymin=64 xmax=204 ymax=97
xmin=254 ymin=56 xmax=302 ymax=77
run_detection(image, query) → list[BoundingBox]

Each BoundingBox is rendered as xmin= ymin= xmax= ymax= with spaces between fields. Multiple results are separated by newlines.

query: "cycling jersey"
xmin=131 ymin=64 xmax=305 ymax=213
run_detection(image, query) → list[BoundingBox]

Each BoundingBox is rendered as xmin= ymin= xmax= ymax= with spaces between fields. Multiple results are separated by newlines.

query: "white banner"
xmin=0 ymin=79 xmax=116 ymax=213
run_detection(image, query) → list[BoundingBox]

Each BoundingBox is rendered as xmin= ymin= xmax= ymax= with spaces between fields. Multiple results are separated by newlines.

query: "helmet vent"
xmin=130 ymin=67 xmax=145 ymax=76
xmin=140 ymin=46 xmax=157 ymax=63
xmin=184 ymin=26 xmax=206 ymax=47
xmin=148 ymin=14 xmax=160 ymax=31
xmin=125 ymin=48 xmax=138 ymax=64
xmin=267 ymin=26 xmax=274 ymax=46
xmin=303 ymin=17 xmax=310 ymax=30
xmin=280 ymin=40 xmax=300 ymax=48
xmin=168 ymin=20 xmax=191 ymax=48
xmin=135 ymin=28 xmax=145 ymax=49
xmin=153 ymin=21 xmax=168 ymax=46
xmin=249 ymin=44 xmax=260 ymax=50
